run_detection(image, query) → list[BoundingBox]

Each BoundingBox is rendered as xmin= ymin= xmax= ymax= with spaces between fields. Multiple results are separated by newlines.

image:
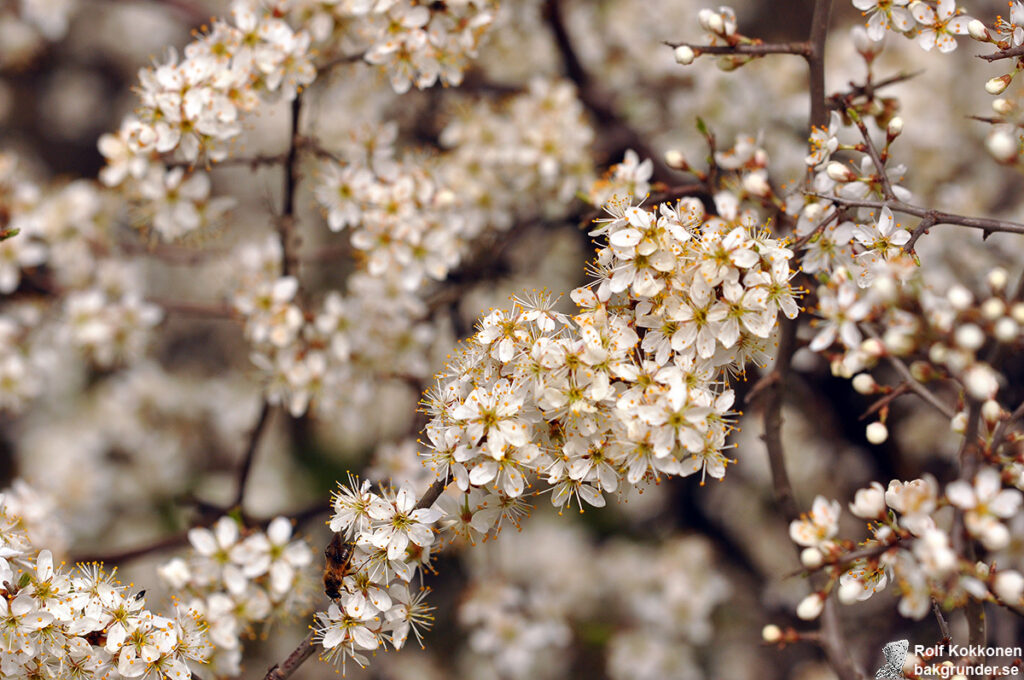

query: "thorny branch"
xmin=810 ymin=194 xmax=1024 ymax=241
xmin=544 ymin=0 xmax=676 ymax=183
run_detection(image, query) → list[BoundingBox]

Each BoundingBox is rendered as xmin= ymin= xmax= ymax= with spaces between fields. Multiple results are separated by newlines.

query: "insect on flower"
xmin=323 ymin=532 xmax=355 ymax=600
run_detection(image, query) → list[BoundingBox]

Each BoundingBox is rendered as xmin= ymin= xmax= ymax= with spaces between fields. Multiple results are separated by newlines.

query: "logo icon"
xmin=875 ymin=639 xmax=909 ymax=679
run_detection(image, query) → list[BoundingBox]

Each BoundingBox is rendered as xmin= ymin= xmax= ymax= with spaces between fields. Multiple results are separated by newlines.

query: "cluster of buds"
xmin=790 ymin=471 xmax=1024 ymax=623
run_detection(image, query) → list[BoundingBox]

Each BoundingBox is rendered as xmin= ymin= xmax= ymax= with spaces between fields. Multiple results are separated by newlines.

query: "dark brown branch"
xmin=278 ymin=96 xmax=303 ymax=279
xmin=232 ymin=401 xmax=274 ymax=510
xmin=905 ymin=214 xmax=938 ymax=253
xmin=415 ymin=476 xmax=449 ymax=511
xmin=71 ymin=530 xmax=191 ymax=565
xmin=806 ymin=0 xmax=833 ymax=131
xmin=758 ymin=316 xmax=800 ymax=523
xmin=264 ymin=632 xmax=317 ymax=680
xmin=810 ymin=194 xmax=1024 ymax=239
xmin=933 ymin=600 xmax=952 ymax=643
xmin=663 ymin=40 xmax=811 ymax=57
xmin=544 ymin=0 xmax=675 ymax=183
xmin=827 ymin=70 xmax=925 ymax=110
xmin=978 ymin=44 xmax=1024 ymax=61
xmin=166 ymin=153 xmax=288 ymax=171
xmin=316 ymin=51 xmax=366 ymax=72
xmin=69 ymin=503 xmax=330 ymax=565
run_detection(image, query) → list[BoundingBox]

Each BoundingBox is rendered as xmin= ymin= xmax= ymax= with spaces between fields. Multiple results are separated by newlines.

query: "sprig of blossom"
xmin=317 ymin=478 xmax=443 ymax=670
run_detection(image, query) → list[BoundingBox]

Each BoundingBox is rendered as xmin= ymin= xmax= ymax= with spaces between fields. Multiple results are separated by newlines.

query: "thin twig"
xmin=978 ymin=44 xmax=1024 ymax=61
xmin=933 ymin=600 xmax=952 ymax=643
xmin=662 ymin=40 xmax=811 ymax=57
xmin=827 ymin=70 xmax=925 ymax=109
xmin=848 ymin=109 xmax=895 ymax=200
xmin=952 ymin=400 xmax=988 ymax=647
xmin=862 ymin=326 xmax=956 ymax=420
xmin=71 ymin=530 xmax=192 ymax=565
xmin=279 ymin=96 xmax=303 ymax=279
xmin=264 ymin=632 xmax=317 ymax=680
xmin=232 ymin=401 xmax=274 ymax=510
xmin=988 ymin=399 xmax=1024 ymax=455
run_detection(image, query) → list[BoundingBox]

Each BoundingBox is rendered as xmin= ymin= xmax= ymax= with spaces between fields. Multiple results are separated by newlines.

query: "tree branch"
xmin=662 ymin=40 xmax=811 ymax=57
xmin=544 ymin=0 xmax=675 ymax=183
xmin=264 ymin=632 xmax=317 ymax=680
xmin=978 ymin=44 xmax=1024 ymax=61
xmin=232 ymin=401 xmax=274 ymax=511
xmin=810 ymin=194 xmax=1024 ymax=240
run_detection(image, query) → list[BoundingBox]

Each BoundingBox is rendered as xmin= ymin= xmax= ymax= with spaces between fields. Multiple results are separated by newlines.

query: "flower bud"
xmin=987 ymin=129 xmax=1018 ymax=163
xmin=954 ymin=324 xmax=985 ymax=351
xmin=762 ymin=624 xmax=783 ymax=643
xmin=837 ymin=578 xmax=865 ymax=605
xmin=866 ymin=422 xmax=888 ymax=445
xmin=993 ymin=98 xmax=1014 ymax=116
xmin=951 ymin=411 xmax=968 ymax=434
xmin=796 ymin=593 xmax=825 ymax=620
xmin=801 ymin=547 xmax=824 ymax=569
xmin=849 ymin=482 xmax=886 ymax=519
xmin=826 ymin=161 xmax=856 ymax=183
xmin=887 ymin=117 xmax=903 ymax=138
xmin=698 ymin=9 xmax=725 ymax=35
xmin=852 ymin=25 xmax=882 ymax=60
xmin=987 ymin=267 xmax=1009 ymax=292
xmin=981 ymin=297 xmax=1006 ymax=319
xmin=947 ymin=284 xmax=974 ymax=310
xmin=964 ymin=363 xmax=999 ymax=401
xmin=1012 ymin=302 xmax=1024 ymax=324
xmin=674 ymin=45 xmax=696 ymax=65
xmin=994 ymin=317 xmax=1019 ymax=343
xmin=665 ymin=149 xmax=688 ymax=169
xmin=994 ymin=570 xmax=1024 ymax=604
xmin=852 ymin=373 xmax=876 ymax=394
xmin=968 ymin=19 xmax=991 ymax=42
xmin=860 ymin=338 xmax=886 ymax=358
xmin=986 ymin=74 xmax=1013 ymax=95
xmin=981 ymin=399 xmax=1003 ymax=424
xmin=929 ymin=343 xmax=948 ymax=364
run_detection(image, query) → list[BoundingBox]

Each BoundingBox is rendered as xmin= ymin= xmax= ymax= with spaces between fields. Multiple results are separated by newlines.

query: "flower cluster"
xmin=96 ymin=0 xmax=499 ymax=241
xmin=853 ymin=0 xmax=972 ymax=51
xmin=158 ymin=515 xmax=316 ymax=677
xmin=790 ymin=471 xmax=1024 ymax=623
xmin=967 ymin=2 xmax=1024 ymax=164
xmin=354 ymin=0 xmax=497 ymax=94
xmin=418 ymin=189 xmax=799 ymax=514
xmin=231 ymin=236 xmax=436 ymax=416
xmin=97 ymin=0 xmax=315 ymax=239
xmin=315 ymin=477 xmax=442 ymax=671
xmin=0 ymin=486 xmax=212 ymax=679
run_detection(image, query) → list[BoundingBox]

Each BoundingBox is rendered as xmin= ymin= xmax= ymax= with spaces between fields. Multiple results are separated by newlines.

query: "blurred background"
xmin=1 ymin=0 xmax=1023 ymax=678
